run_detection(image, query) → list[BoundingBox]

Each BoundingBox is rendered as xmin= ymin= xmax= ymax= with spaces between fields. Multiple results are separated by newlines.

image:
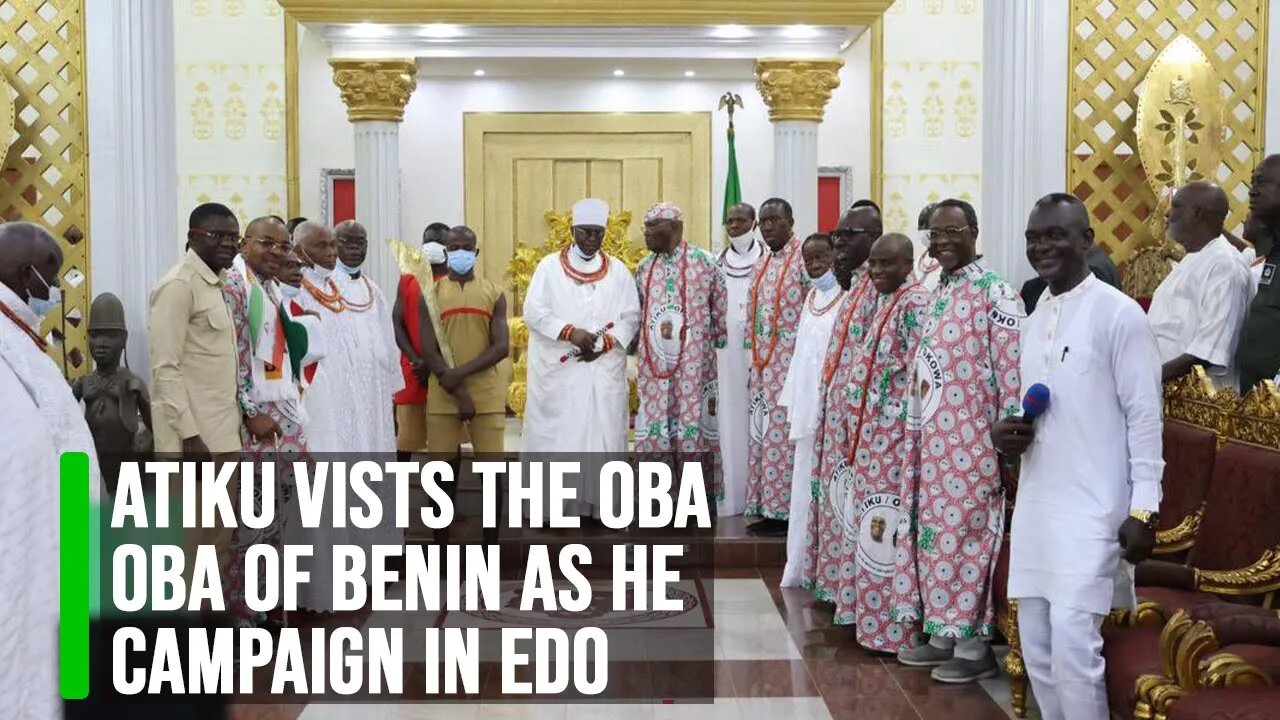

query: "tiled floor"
xmin=228 ymin=566 xmax=1028 ymax=720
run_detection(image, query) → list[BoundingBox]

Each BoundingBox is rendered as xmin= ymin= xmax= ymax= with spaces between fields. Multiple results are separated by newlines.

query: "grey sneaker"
xmin=896 ymin=643 xmax=954 ymax=667
xmin=929 ymin=652 xmax=1001 ymax=683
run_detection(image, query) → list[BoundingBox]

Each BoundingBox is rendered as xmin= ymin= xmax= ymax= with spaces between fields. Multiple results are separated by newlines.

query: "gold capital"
xmin=329 ymin=58 xmax=417 ymax=122
xmin=754 ymin=58 xmax=844 ymax=123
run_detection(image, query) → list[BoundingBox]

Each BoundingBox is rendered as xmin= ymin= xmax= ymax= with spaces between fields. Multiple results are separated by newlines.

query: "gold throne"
xmin=505 ymin=209 xmax=647 ymax=418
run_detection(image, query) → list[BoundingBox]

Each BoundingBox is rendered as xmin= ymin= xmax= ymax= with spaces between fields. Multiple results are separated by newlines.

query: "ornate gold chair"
xmin=1153 ymin=368 xmax=1225 ymax=561
xmin=1119 ymin=240 xmax=1185 ymax=313
xmin=505 ymin=209 xmax=646 ymax=418
xmin=1103 ymin=381 xmax=1280 ymax=719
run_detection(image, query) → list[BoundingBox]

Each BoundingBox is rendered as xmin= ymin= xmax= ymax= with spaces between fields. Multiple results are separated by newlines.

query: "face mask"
xmin=570 ymin=242 xmax=598 ymax=261
xmin=423 ymin=241 xmax=447 ymax=265
xmin=918 ymin=229 xmax=932 ymax=248
xmin=27 ymin=266 xmax=62 ymax=319
xmin=303 ymin=264 xmax=333 ymax=285
xmin=447 ymin=249 xmax=477 ymax=275
xmin=279 ymin=284 xmax=301 ymax=300
xmin=812 ymin=269 xmax=838 ymax=292
xmin=336 ymin=258 xmax=362 ymax=277
xmin=728 ymin=227 xmax=759 ymax=254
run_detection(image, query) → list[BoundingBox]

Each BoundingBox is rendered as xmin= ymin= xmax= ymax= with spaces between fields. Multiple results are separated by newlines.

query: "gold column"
xmin=754 ymin=58 xmax=843 ymax=234
xmin=329 ymin=58 xmax=418 ymax=122
xmin=754 ymin=58 xmax=844 ymax=122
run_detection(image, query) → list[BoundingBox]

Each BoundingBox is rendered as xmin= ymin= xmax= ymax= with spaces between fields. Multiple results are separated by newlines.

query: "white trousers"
xmin=1017 ymin=596 xmax=1108 ymax=720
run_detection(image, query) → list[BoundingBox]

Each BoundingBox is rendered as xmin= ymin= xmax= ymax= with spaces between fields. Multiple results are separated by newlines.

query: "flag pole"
xmin=718 ymin=91 xmax=745 ymax=254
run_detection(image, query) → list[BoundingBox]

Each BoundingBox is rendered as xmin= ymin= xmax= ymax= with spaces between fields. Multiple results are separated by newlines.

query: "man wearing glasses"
xmin=891 ymin=198 xmax=1023 ymax=684
xmin=149 ymin=202 xmax=244 ymax=597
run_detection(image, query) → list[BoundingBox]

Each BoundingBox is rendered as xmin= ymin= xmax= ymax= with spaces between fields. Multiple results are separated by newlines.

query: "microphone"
xmin=1021 ymin=383 xmax=1051 ymax=422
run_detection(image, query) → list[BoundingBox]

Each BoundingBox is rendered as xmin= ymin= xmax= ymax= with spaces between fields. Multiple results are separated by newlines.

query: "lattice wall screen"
xmin=1069 ymin=0 xmax=1267 ymax=264
xmin=0 ymin=0 xmax=89 ymax=376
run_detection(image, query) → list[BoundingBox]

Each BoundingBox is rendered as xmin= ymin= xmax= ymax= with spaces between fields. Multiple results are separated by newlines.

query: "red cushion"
xmin=1159 ymin=421 xmax=1216 ymax=530
xmin=1103 ymin=626 xmax=1162 ymax=713
xmin=1224 ymin=644 xmax=1280 ymax=678
xmin=1136 ymin=586 xmax=1224 ymax=615
xmin=1192 ymin=441 xmax=1280 ymax=572
xmin=1167 ymin=686 xmax=1280 ymax=720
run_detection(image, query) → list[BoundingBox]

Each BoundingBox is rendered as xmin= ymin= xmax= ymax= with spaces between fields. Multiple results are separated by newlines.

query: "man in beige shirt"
xmin=148 ymin=202 xmax=244 ymax=591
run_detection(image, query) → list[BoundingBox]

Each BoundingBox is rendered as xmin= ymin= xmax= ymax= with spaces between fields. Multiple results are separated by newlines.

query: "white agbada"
xmin=522 ymin=199 xmax=640 ymax=517
xmin=1011 ymin=274 xmax=1164 ymax=608
xmin=779 ymin=282 xmax=845 ymax=587
xmin=1 ymin=284 xmax=100 ymax=720
xmin=336 ymin=269 xmax=404 ymax=549
xmin=715 ymin=230 xmax=764 ymax=516
xmin=1148 ymin=235 xmax=1253 ymax=390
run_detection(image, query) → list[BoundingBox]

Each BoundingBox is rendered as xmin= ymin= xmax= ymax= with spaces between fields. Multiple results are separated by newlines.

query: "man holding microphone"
xmin=992 ymin=193 xmax=1164 ymax=720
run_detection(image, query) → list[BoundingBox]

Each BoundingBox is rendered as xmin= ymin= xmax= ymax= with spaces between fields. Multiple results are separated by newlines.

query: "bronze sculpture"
xmin=71 ymin=293 xmax=153 ymax=456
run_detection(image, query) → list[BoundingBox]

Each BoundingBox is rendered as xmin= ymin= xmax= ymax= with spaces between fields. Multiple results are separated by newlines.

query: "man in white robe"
xmin=334 ymin=219 xmax=405 ymax=551
xmin=994 ymin=194 xmax=1163 ymax=720
xmin=522 ymin=198 xmax=639 ymax=518
xmin=778 ymin=233 xmax=845 ymax=587
xmin=1148 ymin=182 xmax=1252 ymax=390
xmin=715 ymin=202 xmax=763 ymax=516
xmin=0 ymin=222 xmax=100 ymax=719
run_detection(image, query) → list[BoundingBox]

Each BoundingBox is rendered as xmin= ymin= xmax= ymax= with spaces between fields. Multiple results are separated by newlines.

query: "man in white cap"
xmin=635 ymin=202 xmax=728 ymax=489
xmin=716 ymin=202 xmax=763 ymax=516
xmin=522 ymin=199 xmax=639 ymax=517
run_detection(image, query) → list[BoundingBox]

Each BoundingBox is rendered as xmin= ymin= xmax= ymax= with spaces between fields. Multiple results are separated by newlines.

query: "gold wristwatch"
xmin=1129 ymin=510 xmax=1159 ymax=529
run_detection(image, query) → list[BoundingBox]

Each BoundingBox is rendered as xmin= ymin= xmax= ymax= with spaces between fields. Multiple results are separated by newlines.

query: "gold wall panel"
xmin=1068 ymin=0 xmax=1268 ymax=265
xmin=0 ymin=0 xmax=90 ymax=377
xmin=464 ymin=111 xmax=712 ymax=298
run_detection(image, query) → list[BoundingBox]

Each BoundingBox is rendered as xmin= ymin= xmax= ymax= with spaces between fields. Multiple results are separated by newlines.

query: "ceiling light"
xmin=684 ymin=70 xmax=697 ymax=78
xmin=710 ymin=24 xmax=754 ymax=39
xmin=782 ymin=24 xmax=821 ymax=39
xmin=473 ymin=69 xmax=486 ymax=77
xmin=418 ymin=22 xmax=464 ymax=39
xmin=348 ymin=22 xmax=392 ymax=39
xmin=613 ymin=68 xmax=626 ymax=77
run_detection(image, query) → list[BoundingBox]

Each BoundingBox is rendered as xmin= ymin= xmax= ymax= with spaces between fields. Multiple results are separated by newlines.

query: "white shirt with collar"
xmin=1010 ymin=274 xmax=1164 ymax=614
xmin=1147 ymin=235 xmax=1253 ymax=390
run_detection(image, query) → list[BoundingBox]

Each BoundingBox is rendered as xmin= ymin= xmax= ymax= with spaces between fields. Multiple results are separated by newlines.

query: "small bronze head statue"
xmin=71 ymin=293 xmax=153 ymax=458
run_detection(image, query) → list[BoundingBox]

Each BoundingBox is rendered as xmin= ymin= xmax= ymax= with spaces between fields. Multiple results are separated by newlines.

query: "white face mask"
xmin=423 ymin=241 xmax=447 ymax=265
xmin=303 ymin=264 xmax=333 ymax=285
xmin=918 ymin=229 xmax=932 ymax=249
xmin=728 ymin=227 xmax=760 ymax=254
xmin=279 ymin=283 xmax=301 ymax=300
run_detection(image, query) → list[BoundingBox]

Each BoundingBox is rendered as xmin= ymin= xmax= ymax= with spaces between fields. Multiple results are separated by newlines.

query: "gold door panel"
xmin=464 ymin=112 xmax=712 ymax=284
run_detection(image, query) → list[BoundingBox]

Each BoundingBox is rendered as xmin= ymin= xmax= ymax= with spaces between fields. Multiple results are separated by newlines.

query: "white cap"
xmin=572 ymin=198 xmax=609 ymax=228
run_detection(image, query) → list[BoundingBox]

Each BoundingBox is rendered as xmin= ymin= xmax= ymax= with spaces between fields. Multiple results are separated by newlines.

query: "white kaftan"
xmin=1 ymin=284 xmax=100 ymax=720
xmin=715 ymin=237 xmax=764 ymax=516
xmin=1010 ymin=275 xmax=1164 ymax=613
xmin=522 ymin=250 xmax=639 ymax=517
xmin=779 ymin=284 xmax=845 ymax=587
xmin=1148 ymin=236 xmax=1252 ymax=390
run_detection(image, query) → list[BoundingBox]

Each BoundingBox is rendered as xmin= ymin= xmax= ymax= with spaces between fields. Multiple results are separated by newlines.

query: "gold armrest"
xmin=1154 ymin=506 xmax=1204 ymax=555
xmin=1195 ymin=549 xmax=1280 ymax=596
xmin=1199 ymin=652 xmax=1276 ymax=688
xmin=1133 ymin=610 xmax=1197 ymax=718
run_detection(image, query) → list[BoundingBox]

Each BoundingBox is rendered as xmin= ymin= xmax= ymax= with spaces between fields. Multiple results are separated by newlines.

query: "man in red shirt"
xmin=394 ymin=222 xmax=450 ymax=458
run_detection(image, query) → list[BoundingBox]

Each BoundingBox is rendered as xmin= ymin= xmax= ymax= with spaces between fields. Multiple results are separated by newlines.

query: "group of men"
xmin=5 ymin=147 xmax=1280 ymax=717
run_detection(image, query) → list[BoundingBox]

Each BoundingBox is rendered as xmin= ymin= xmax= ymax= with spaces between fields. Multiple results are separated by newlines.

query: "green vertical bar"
xmin=60 ymin=451 xmax=90 ymax=700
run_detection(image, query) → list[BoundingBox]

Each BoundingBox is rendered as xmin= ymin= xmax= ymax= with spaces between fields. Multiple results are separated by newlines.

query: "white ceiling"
xmin=319 ymin=23 xmax=863 ymax=64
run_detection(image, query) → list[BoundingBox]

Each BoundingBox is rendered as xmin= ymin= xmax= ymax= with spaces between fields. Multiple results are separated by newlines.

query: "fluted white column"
xmin=982 ymin=0 xmax=1069 ymax=288
xmin=756 ymin=59 xmax=843 ymax=236
xmin=354 ymin=121 xmax=402 ymax=295
xmin=772 ymin=121 xmax=821 ymax=235
xmin=330 ymin=58 xmax=417 ymax=295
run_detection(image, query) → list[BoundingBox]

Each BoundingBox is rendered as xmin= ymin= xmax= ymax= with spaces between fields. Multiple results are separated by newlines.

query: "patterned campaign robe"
xmin=890 ymin=259 xmax=1022 ymax=639
xmin=634 ymin=242 xmax=728 ymax=493
xmin=831 ymin=283 xmax=930 ymax=651
xmin=803 ymin=273 xmax=876 ymax=601
xmin=222 ymin=271 xmax=308 ymax=621
xmin=745 ymin=236 xmax=810 ymax=519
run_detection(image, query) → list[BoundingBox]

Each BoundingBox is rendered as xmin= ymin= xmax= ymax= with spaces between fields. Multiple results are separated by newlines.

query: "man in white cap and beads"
xmin=634 ymin=202 xmax=728 ymax=486
xmin=716 ymin=202 xmax=763 ymax=516
xmin=522 ymin=198 xmax=640 ymax=518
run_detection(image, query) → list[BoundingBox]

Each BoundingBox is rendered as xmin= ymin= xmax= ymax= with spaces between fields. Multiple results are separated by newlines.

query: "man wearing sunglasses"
xmin=892 ymin=198 xmax=1024 ymax=684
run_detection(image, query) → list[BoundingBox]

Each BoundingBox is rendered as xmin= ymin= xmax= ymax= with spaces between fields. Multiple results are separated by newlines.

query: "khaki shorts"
xmin=426 ymin=412 xmax=505 ymax=459
xmin=396 ymin=403 xmax=429 ymax=452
